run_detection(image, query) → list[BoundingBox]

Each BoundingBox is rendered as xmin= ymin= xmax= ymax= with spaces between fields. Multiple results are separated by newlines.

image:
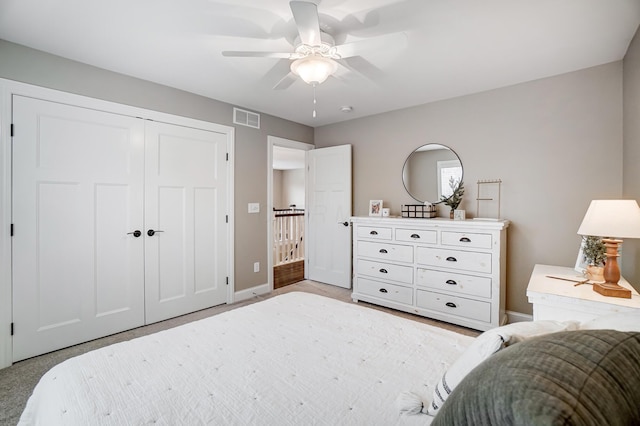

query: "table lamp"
xmin=577 ymin=199 xmax=640 ymax=298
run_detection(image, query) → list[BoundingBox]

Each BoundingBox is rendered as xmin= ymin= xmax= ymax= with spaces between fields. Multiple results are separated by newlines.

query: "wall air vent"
xmin=233 ymin=107 xmax=260 ymax=129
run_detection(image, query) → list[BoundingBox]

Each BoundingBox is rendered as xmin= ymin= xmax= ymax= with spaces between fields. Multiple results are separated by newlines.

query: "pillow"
xmin=426 ymin=320 xmax=578 ymax=416
xmin=580 ymin=311 xmax=640 ymax=332
xmin=431 ymin=330 xmax=640 ymax=426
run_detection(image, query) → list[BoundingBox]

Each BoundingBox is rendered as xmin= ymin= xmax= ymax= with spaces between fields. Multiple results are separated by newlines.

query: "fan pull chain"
xmin=312 ymin=83 xmax=318 ymax=118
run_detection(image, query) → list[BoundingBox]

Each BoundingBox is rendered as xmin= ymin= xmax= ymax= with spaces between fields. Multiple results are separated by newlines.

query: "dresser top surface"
xmin=350 ymin=216 xmax=509 ymax=230
xmin=526 ymin=264 xmax=640 ymax=308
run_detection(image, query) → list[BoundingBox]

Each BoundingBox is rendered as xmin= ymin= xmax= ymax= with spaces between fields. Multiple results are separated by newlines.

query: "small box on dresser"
xmin=350 ymin=216 xmax=510 ymax=331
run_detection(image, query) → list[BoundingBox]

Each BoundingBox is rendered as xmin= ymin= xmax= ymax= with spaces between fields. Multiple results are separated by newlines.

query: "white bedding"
xmin=18 ymin=292 xmax=473 ymax=425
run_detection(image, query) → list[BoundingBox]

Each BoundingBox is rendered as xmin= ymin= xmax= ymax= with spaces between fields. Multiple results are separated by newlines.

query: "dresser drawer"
xmin=357 ymin=241 xmax=413 ymax=263
xmin=441 ymin=231 xmax=492 ymax=249
xmin=416 ymin=268 xmax=491 ymax=298
xmin=416 ymin=290 xmax=491 ymax=323
xmin=357 ymin=259 xmax=414 ymax=284
xmin=395 ymin=228 xmax=437 ymax=244
xmin=357 ymin=277 xmax=413 ymax=305
xmin=416 ymin=247 xmax=491 ymax=273
xmin=356 ymin=226 xmax=392 ymax=240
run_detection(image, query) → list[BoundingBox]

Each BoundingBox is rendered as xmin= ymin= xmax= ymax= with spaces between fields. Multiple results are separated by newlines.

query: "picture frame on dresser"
xmin=369 ymin=200 xmax=382 ymax=216
xmin=574 ymin=243 xmax=588 ymax=274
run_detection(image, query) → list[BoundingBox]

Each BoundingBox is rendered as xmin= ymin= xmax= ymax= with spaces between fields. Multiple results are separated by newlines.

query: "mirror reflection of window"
xmin=438 ymin=160 xmax=463 ymax=200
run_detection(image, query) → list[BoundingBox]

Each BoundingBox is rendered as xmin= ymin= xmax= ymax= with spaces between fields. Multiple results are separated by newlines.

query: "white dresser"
xmin=350 ymin=217 xmax=509 ymax=331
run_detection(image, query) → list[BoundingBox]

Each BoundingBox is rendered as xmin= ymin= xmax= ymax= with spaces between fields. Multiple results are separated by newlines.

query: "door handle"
xmin=147 ymin=229 xmax=164 ymax=237
xmin=127 ymin=230 xmax=142 ymax=238
xmin=338 ymin=221 xmax=349 ymax=227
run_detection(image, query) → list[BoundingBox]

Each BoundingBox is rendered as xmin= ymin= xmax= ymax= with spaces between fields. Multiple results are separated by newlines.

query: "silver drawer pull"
xmin=410 ymin=233 xmax=420 ymax=239
xmin=445 ymin=279 xmax=457 ymax=285
xmin=459 ymin=237 xmax=471 ymax=243
xmin=379 ymin=249 xmax=388 ymax=254
xmin=445 ymin=302 xmax=457 ymax=308
xmin=370 ymin=230 xmax=378 ymax=235
xmin=446 ymin=256 xmax=457 ymax=262
xmin=379 ymin=288 xmax=388 ymax=293
xmin=379 ymin=268 xmax=388 ymax=274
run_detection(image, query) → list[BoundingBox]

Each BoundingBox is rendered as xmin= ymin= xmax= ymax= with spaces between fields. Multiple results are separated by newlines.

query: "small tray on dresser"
xmin=401 ymin=204 xmax=436 ymax=218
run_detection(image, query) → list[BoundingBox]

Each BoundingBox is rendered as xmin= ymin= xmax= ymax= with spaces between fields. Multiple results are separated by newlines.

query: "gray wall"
xmin=623 ymin=30 xmax=640 ymax=287
xmin=315 ymin=62 xmax=624 ymax=315
xmin=0 ymin=39 xmax=314 ymax=292
xmin=3 ymin=37 xmax=638 ymax=316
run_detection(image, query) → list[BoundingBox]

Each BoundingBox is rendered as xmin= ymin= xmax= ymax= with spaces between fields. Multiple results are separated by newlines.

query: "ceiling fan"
xmin=222 ymin=1 xmax=406 ymax=89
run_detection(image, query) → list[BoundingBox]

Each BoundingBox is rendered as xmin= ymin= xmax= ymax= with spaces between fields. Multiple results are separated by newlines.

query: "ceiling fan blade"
xmin=222 ymin=51 xmax=293 ymax=58
xmin=335 ymin=32 xmax=407 ymax=59
xmin=273 ymin=72 xmax=298 ymax=90
xmin=338 ymin=56 xmax=385 ymax=83
xmin=290 ymin=1 xmax=322 ymax=46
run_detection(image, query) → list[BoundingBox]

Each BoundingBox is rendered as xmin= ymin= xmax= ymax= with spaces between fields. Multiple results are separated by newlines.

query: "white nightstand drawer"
xmin=357 ymin=241 xmax=413 ymax=263
xmin=357 ymin=259 xmax=414 ymax=284
xmin=395 ymin=228 xmax=437 ymax=244
xmin=416 ymin=268 xmax=491 ymax=298
xmin=417 ymin=290 xmax=491 ymax=323
xmin=416 ymin=247 xmax=492 ymax=273
xmin=441 ymin=231 xmax=492 ymax=249
xmin=358 ymin=277 xmax=413 ymax=305
xmin=357 ymin=226 xmax=392 ymax=240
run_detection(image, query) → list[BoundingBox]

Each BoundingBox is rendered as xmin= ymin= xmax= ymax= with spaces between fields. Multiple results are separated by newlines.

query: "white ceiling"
xmin=1 ymin=0 xmax=639 ymax=127
xmin=273 ymin=145 xmax=306 ymax=170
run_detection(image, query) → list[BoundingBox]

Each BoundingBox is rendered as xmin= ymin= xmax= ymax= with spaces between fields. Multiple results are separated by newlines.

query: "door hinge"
xmin=226 ymin=152 xmax=229 ymax=161
xmin=226 ymin=277 xmax=229 ymax=285
xmin=10 ymin=223 xmax=14 ymax=237
xmin=226 ymin=215 xmax=228 ymax=223
xmin=10 ymin=124 xmax=14 ymax=137
xmin=11 ymin=323 xmax=14 ymax=336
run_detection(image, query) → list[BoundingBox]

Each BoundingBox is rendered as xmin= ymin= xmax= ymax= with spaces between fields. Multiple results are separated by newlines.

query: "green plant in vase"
xmin=441 ymin=177 xmax=464 ymax=219
xmin=581 ymin=235 xmax=606 ymax=281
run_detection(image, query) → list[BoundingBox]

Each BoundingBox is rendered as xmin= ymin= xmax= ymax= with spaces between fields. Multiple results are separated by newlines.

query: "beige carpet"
xmin=0 ymin=281 xmax=478 ymax=425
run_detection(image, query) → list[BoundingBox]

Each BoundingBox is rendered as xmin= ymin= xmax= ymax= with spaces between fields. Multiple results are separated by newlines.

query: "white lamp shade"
xmin=577 ymin=199 xmax=640 ymax=238
xmin=290 ymin=56 xmax=337 ymax=85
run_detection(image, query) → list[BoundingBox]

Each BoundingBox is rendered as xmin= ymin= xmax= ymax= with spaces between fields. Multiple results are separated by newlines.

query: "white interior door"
xmin=306 ymin=145 xmax=352 ymax=288
xmin=12 ymin=96 xmax=145 ymax=361
xmin=144 ymin=121 xmax=228 ymax=324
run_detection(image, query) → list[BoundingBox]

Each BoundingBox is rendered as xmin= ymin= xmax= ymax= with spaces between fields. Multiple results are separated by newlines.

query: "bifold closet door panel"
xmin=144 ymin=121 xmax=228 ymax=324
xmin=12 ymin=95 xmax=146 ymax=361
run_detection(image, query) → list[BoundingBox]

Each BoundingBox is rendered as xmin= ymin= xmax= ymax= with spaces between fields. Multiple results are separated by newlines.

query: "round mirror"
xmin=402 ymin=143 xmax=463 ymax=204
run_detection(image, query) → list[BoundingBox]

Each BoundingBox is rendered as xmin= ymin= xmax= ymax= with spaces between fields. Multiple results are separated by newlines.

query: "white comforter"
xmin=18 ymin=292 xmax=473 ymax=425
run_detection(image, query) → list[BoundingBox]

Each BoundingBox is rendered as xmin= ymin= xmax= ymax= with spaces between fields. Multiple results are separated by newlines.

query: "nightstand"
xmin=526 ymin=264 xmax=640 ymax=322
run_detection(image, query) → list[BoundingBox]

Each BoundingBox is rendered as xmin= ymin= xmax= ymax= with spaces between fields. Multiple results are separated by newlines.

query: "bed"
xmin=18 ymin=291 xmax=640 ymax=425
xmin=18 ymin=292 xmax=474 ymax=425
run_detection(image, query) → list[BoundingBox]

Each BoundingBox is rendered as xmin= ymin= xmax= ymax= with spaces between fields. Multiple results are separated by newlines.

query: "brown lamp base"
xmin=593 ymin=282 xmax=631 ymax=299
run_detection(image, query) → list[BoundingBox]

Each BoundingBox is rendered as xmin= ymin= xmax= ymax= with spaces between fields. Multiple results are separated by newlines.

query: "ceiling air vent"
xmin=233 ymin=107 xmax=260 ymax=129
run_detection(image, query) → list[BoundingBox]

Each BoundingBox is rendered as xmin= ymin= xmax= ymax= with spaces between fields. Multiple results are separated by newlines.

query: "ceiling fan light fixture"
xmin=290 ymin=55 xmax=337 ymax=85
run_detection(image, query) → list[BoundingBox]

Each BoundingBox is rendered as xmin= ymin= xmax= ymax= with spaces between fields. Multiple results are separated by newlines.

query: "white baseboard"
xmin=506 ymin=310 xmax=533 ymax=323
xmin=234 ymin=283 xmax=270 ymax=302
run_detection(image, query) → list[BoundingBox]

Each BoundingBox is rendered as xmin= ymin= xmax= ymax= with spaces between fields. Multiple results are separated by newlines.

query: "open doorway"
xmin=267 ymin=137 xmax=314 ymax=291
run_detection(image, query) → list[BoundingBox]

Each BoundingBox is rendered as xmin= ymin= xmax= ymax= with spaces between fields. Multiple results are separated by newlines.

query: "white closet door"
xmin=144 ymin=121 xmax=228 ymax=324
xmin=12 ymin=96 xmax=145 ymax=361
